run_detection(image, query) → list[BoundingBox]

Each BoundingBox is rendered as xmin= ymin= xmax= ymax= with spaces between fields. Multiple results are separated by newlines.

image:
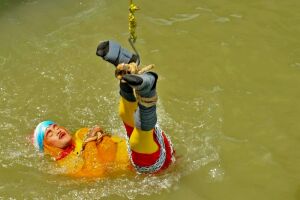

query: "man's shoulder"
xmin=74 ymin=128 xmax=89 ymax=140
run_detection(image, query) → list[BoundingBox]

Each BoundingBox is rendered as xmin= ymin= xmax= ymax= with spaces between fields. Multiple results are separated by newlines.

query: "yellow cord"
xmin=129 ymin=0 xmax=138 ymax=42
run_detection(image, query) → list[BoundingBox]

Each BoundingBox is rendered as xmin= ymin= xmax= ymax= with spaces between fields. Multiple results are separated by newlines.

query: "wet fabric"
xmin=120 ymin=97 xmax=175 ymax=173
xmin=44 ymin=97 xmax=174 ymax=177
xmin=46 ymin=128 xmax=131 ymax=178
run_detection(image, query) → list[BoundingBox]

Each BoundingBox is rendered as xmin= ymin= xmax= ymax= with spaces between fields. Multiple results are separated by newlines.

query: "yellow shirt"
xmin=56 ymin=128 xmax=131 ymax=178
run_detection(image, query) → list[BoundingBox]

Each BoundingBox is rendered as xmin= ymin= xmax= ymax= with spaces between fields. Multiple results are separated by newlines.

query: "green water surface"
xmin=0 ymin=0 xmax=299 ymax=199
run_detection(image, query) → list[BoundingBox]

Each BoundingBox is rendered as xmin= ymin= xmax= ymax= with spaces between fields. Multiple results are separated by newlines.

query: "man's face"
xmin=44 ymin=124 xmax=72 ymax=149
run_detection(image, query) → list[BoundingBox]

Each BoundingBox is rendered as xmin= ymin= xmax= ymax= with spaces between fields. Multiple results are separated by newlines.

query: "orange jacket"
xmin=55 ymin=128 xmax=131 ymax=178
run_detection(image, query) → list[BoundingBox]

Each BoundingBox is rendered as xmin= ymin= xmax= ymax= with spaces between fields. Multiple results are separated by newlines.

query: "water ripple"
xmin=147 ymin=13 xmax=199 ymax=26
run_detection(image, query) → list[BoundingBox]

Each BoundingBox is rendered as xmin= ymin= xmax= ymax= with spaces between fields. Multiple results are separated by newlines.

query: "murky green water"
xmin=0 ymin=0 xmax=299 ymax=199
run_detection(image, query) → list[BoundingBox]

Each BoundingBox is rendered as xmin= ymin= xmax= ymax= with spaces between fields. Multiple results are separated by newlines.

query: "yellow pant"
xmin=119 ymin=97 xmax=158 ymax=154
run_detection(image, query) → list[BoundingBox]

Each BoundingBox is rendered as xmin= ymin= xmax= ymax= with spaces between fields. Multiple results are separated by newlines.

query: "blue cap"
xmin=33 ymin=120 xmax=55 ymax=151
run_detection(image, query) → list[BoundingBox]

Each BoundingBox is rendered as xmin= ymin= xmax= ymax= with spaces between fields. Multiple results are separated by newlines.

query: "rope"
xmin=115 ymin=62 xmax=155 ymax=80
xmin=128 ymin=0 xmax=138 ymax=42
xmin=128 ymin=0 xmax=140 ymax=64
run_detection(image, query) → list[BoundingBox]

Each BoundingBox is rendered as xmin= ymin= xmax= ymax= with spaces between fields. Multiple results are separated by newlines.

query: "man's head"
xmin=33 ymin=121 xmax=72 ymax=151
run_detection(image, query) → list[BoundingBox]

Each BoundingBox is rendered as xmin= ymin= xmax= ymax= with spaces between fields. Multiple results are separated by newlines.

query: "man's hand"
xmin=82 ymin=126 xmax=108 ymax=148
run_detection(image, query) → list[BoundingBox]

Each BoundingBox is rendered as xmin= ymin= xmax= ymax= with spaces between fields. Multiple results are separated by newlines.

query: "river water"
xmin=0 ymin=0 xmax=299 ymax=199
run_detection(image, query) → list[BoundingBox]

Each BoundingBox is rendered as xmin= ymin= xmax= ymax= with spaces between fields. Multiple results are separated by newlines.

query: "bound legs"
xmin=96 ymin=40 xmax=174 ymax=172
xmin=118 ymin=73 xmax=159 ymax=154
xmin=96 ymin=40 xmax=160 ymax=154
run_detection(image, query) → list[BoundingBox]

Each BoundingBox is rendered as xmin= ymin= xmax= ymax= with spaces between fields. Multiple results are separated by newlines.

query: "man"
xmin=33 ymin=41 xmax=175 ymax=177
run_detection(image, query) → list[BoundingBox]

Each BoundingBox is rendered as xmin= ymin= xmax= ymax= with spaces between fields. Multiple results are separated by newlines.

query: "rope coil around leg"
xmin=115 ymin=62 xmax=155 ymax=80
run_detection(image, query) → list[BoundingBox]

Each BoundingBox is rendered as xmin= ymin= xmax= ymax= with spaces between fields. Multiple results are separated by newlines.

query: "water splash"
xmin=0 ymin=1 xmax=223 ymax=198
xmin=146 ymin=13 xmax=199 ymax=26
xmin=0 ymin=81 xmax=222 ymax=199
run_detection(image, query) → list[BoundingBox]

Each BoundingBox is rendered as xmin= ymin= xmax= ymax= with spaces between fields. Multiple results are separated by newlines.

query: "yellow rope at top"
xmin=128 ymin=0 xmax=138 ymax=42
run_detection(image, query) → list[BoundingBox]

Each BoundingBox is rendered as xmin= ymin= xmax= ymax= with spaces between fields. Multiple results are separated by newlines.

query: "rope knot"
xmin=115 ymin=62 xmax=155 ymax=80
